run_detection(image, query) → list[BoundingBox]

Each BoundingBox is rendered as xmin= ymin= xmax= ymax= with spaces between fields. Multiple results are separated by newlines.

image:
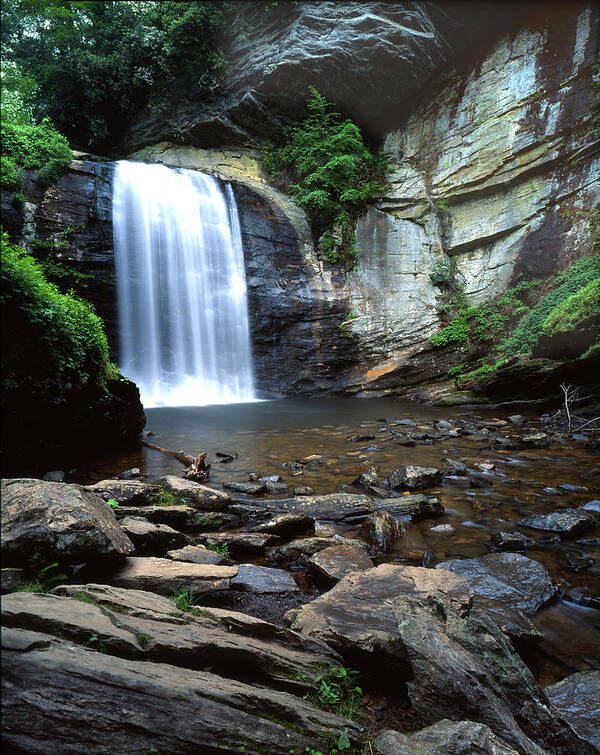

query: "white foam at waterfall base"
xmin=112 ymin=161 xmax=257 ymax=408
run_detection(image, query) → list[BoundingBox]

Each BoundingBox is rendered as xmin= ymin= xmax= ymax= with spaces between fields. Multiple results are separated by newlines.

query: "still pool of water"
xmin=74 ymin=398 xmax=600 ymax=685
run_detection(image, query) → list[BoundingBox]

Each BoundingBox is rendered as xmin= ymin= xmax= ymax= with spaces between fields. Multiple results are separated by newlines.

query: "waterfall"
xmin=112 ymin=161 xmax=256 ymax=407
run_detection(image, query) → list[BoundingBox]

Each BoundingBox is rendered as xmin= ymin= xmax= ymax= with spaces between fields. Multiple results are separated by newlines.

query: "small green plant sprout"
xmin=154 ymin=489 xmax=186 ymax=507
xmin=205 ymin=542 xmax=231 ymax=558
xmin=17 ymin=561 xmax=69 ymax=593
xmin=86 ymin=633 xmax=105 ymax=652
xmin=304 ymin=665 xmax=363 ymax=721
xmin=107 ymin=498 xmax=119 ymax=509
xmin=171 ymin=586 xmax=200 ymax=612
xmin=136 ymin=632 xmax=150 ymax=648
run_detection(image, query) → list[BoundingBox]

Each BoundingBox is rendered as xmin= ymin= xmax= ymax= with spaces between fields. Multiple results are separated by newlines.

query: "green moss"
xmin=542 ymin=277 xmax=600 ymax=334
xmin=72 ymin=591 xmax=95 ymax=604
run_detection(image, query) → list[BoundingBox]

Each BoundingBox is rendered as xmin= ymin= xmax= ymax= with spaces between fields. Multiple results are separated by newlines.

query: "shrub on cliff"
xmin=542 ymin=277 xmax=600 ymax=334
xmin=0 ymin=118 xmax=72 ymax=190
xmin=501 ymin=253 xmax=600 ymax=358
xmin=0 ymin=232 xmax=115 ymax=389
xmin=263 ymin=87 xmax=387 ymax=267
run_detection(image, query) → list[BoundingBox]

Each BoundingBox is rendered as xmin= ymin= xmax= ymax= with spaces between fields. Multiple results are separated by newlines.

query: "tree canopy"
xmin=1 ymin=1 xmax=226 ymax=151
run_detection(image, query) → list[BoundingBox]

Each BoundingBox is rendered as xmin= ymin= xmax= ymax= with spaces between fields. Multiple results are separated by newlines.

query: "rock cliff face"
xmin=125 ymin=1 xmax=529 ymax=150
xmin=3 ymin=2 xmax=598 ymax=402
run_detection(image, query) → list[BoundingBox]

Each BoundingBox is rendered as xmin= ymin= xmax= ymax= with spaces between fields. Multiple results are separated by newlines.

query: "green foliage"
xmin=1 ymin=1 xmax=226 ymax=150
xmin=456 ymin=360 xmax=503 ymax=385
xmin=501 ymin=254 xmax=600 ymax=357
xmin=430 ymin=280 xmax=541 ymax=349
xmin=304 ymin=665 xmax=362 ymax=721
xmin=1 ymin=154 xmax=23 ymax=191
xmin=263 ymin=87 xmax=387 ymax=267
xmin=205 ymin=542 xmax=231 ymax=557
xmin=171 ymin=587 xmax=200 ymax=613
xmin=136 ymin=632 xmax=150 ymax=648
xmin=1 ymin=118 xmax=72 ymax=189
xmin=1 ymin=232 xmax=113 ymax=388
xmin=107 ymin=499 xmax=119 ymax=510
xmin=16 ymin=561 xmax=68 ymax=593
xmin=542 ymin=277 xmax=600 ymax=334
xmin=154 ymin=489 xmax=186 ymax=507
xmin=429 ymin=257 xmax=457 ymax=289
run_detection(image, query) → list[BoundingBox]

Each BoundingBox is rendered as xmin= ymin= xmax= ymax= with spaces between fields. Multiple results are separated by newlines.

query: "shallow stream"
xmin=74 ymin=398 xmax=600 ymax=686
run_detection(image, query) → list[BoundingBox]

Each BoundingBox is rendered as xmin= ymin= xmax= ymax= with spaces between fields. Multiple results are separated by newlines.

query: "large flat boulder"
xmin=1 ymin=478 xmax=134 ymax=568
xmin=435 ymin=554 xmax=557 ymax=615
xmin=110 ymin=557 xmax=237 ymax=596
xmin=4 ymin=588 xmax=339 ymax=688
xmin=286 ymin=564 xmax=593 ymax=755
xmin=2 ymin=626 xmax=361 ymax=754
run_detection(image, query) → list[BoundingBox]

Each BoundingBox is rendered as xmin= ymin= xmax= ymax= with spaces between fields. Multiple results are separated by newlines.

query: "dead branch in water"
xmin=140 ymin=439 xmax=211 ymax=482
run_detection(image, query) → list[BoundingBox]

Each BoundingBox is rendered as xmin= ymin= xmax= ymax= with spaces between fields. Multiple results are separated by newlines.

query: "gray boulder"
xmin=1 ymin=478 xmax=134 ymax=568
xmin=521 ymin=508 xmax=596 ymax=537
xmin=287 ymin=564 xmax=591 ymax=754
xmin=435 ymin=553 xmax=556 ymax=615
xmin=231 ymin=564 xmax=299 ymax=594
xmin=545 ymin=671 xmax=600 ymax=751
xmin=119 ymin=516 xmax=189 ymax=555
xmin=373 ymin=719 xmax=519 ymax=754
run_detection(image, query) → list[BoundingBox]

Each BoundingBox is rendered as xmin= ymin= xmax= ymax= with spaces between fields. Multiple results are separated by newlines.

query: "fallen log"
xmin=140 ymin=440 xmax=211 ymax=482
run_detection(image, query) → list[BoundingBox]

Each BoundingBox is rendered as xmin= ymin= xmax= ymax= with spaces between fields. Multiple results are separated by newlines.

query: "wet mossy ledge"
xmin=0 ymin=233 xmax=145 ymax=476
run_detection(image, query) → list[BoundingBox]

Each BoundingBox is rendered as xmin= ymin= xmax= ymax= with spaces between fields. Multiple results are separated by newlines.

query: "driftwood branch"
xmin=140 ymin=439 xmax=210 ymax=482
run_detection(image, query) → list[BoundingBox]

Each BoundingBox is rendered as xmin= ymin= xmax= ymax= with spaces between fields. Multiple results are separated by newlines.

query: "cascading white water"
xmin=112 ymin=160 xmax=256 ymax=408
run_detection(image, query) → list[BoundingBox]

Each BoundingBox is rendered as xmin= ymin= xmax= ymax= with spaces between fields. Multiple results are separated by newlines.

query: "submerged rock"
xmin=376 ymin=495 xmax=445 ymax=521
xmin=1 ymin=478 xmax=134 ymax=568
xmin=521 ymin=508 xmax=596 ymax=537
xmin=385 ymin=465 xmax=442 ymax=491
xmin=435 ymin=554 xmax=556 ymax=615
